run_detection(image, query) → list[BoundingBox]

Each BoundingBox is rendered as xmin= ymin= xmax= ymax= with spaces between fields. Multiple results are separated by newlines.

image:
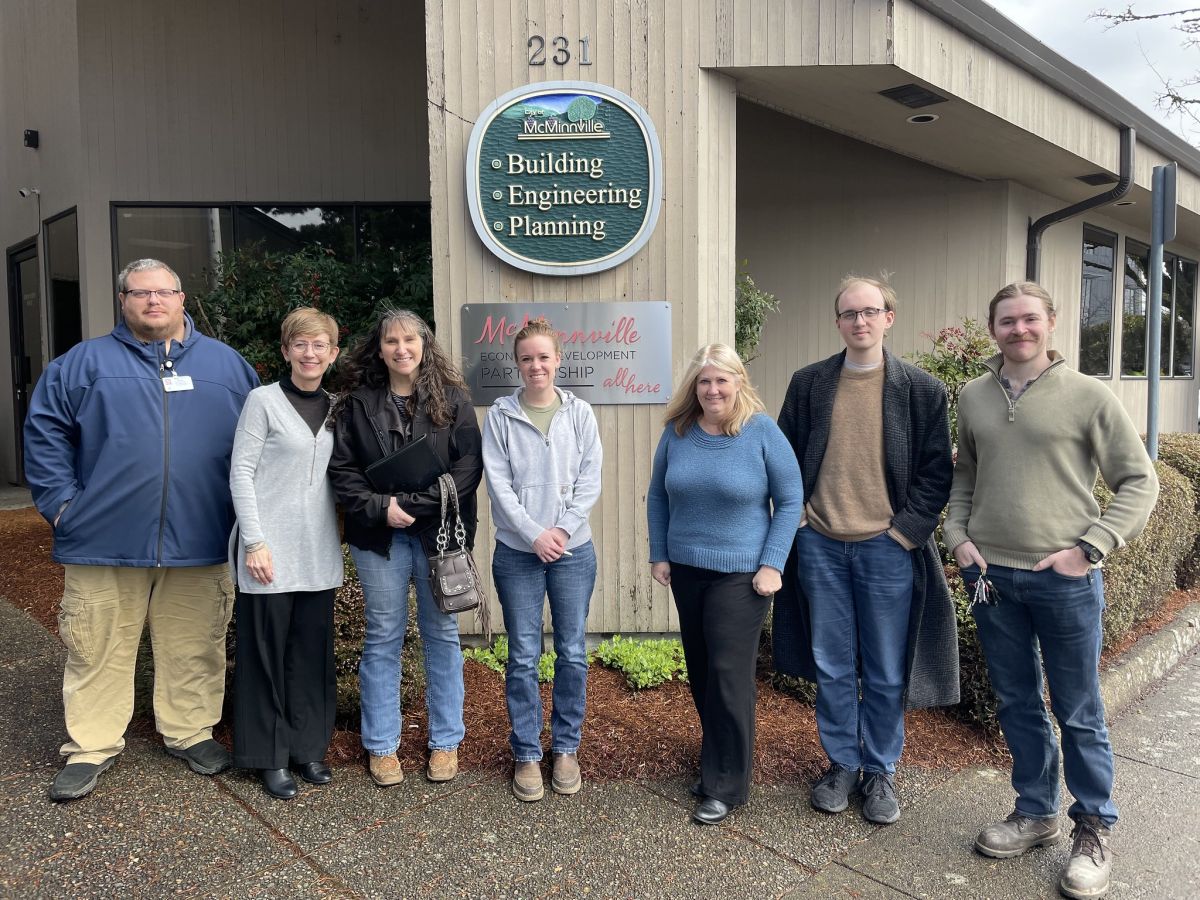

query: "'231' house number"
xmin=528 ymin=35 xmax=593 ymax=66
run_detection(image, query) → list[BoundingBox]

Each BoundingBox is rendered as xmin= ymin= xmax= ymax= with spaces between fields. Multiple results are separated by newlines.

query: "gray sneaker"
xmin=810 ymin=763 xmax=860 ymax=814
xmin=975 ymin=811 xmax=1063 ymax=858
xmin=1058 ymin=815 xmax=1111 ymax=899
xmin=861 ymin=772 xmax=900 ymax=824
xmin=49 ymin=758 xmax=116 ymax=802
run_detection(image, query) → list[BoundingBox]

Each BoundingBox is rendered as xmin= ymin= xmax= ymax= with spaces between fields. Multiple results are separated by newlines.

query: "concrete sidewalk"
xmin=0 ymin=596 xmax=1196 ymax=899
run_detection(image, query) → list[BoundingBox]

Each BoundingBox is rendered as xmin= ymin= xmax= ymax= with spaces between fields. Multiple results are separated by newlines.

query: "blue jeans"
xmin=351 ymin=531 xmax=465 ymax=754
xmin=492 ymin=540 xmax=596 ymax=761
xmin=965 ymin=563 xmax=1116 ymax=826
xmin=795 ymin=527 xmax=914 ymax=774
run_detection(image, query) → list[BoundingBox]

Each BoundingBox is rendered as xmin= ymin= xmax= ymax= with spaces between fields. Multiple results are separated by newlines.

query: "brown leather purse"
xmin=428 ymin=474 xmax=486 ymax=617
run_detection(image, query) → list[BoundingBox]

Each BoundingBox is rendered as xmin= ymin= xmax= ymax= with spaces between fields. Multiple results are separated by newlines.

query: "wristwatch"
xmin=1076 ymin=540 xmax=1104 ymax=564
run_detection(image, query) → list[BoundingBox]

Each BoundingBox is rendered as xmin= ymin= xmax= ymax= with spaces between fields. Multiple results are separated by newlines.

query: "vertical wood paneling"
xmin=429 ymin=1 xmax=736 ymax=634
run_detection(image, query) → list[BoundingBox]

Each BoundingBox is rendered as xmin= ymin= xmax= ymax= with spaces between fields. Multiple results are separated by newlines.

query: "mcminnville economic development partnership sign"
xmin=466 ymin=81 xmax=663 ymax=276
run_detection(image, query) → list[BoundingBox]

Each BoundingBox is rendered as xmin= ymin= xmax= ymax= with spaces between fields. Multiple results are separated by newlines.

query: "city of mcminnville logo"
xmin=466 ymin=82 xmax=662 ymax=276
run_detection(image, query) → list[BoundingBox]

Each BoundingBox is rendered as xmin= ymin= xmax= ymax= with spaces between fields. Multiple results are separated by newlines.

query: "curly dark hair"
xmin=330 ymin=307 xmax=468 ymax=427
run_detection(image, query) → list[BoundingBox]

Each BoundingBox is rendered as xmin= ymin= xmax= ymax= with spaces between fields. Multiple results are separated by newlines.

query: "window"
xmin=233 ymin=206 xmax=354 ymax=261
xmin=44 ymin=209 xmax=82 ymax=358
xmin=1079 ymin=225 xmax=1116 ymax=377
xmin=113 ymin=206 xmax=234 ymax=299
xmin=1120 ymin=238 xmax=1197 ymax=378
xmin=113 ymin=202 xmax=429 ymax=284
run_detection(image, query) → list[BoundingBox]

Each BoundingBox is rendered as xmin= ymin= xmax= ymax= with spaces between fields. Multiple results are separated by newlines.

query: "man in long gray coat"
xmin=774 ymin=274 xmax=958 ymax=825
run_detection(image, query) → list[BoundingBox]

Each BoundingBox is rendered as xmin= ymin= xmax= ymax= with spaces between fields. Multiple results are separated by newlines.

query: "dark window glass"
xmin=1079 ymin=226 xmax=1115 ymax=376
xmin=113 ymin=206 xmax=234 ymax=298
xmin=235 ymin=206 xmax=354 ymax=261
xmin=1174 ymin=257 xmax=1197 ymax=377
xmin=45 ymin=211 xmax=82 ymax=358
xmin=1122 ymin=240 xmax=1150 ymax=376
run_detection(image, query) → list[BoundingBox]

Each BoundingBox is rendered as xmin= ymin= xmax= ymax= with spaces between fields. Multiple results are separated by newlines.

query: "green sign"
xmin=466 ymin=81 xmax=663 ymax=276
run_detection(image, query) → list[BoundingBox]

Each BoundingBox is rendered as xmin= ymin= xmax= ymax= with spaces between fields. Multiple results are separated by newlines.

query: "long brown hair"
xmin=331 ymin=307 xmax=468 ymax=427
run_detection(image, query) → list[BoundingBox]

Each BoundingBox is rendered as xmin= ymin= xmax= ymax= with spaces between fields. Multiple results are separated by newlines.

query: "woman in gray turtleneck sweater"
xmin=228 ymin=307 xmax=343 ymax=800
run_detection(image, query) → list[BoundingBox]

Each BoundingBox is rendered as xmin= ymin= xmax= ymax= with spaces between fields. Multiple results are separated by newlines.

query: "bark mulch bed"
xmin=3 ymin=506 xmax=1012 ymax=782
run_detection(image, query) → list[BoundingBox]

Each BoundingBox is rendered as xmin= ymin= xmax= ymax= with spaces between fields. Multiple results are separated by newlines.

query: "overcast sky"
xmin=986 ymin=0 xmax=1199 ymax=143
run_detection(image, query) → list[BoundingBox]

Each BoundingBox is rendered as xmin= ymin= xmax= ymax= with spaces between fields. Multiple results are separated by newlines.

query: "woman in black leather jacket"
xmin=328 ymin=308 xmax=482 ymax=788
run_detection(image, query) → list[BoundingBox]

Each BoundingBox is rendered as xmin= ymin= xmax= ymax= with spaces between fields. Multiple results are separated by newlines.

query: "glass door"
xmin=7 ymin=239 xmax=41 ymax=484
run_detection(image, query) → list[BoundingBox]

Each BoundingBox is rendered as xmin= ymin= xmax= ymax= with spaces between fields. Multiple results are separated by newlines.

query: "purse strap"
xmin=434 ymin=474 xmax=467 ymax=552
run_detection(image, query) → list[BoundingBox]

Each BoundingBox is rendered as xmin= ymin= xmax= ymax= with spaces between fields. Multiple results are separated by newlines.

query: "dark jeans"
xmin=795 ymin=528 xmax=914 ymax=774
xmin=670 ymin=563 xmax=771 ymax=807
xmin=964 ymin=563 xmax=1116 ymax=826
xmin=232 ymin=588 xmax=336 ymax=769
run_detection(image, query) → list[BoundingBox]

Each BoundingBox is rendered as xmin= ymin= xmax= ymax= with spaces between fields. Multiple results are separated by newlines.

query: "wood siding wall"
xmin=0 ymin=0 xmax=83 ymax=484
xmin=738 ymin=101 xmax=1009 ymax=412
xmin=72 ymin=0 xmax=430 ymax=339
xmin=699 ymin=0 xmax=892 ymax=67
xmin=740 ymin=101 xmax=1199 ymax=435
xmin=892 ymin=0 xmax=1200 ymax=219
xmin=428 ymin=1 xmax=779 ymax=635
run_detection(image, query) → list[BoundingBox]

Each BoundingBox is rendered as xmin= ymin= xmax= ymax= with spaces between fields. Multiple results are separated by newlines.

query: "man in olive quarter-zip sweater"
xmin=944 ymin=281 xmax=1157 ymax=900
xmin=23 ymin=259 xmax=258 ymax=804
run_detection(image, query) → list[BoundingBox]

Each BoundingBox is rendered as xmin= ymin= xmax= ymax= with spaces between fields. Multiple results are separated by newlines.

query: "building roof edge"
xmin=909 ymin=0 xmax=1200 ymax=173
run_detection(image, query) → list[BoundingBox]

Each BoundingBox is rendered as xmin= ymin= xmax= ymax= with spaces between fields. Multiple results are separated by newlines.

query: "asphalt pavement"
xmin=0 ymin=591 xmax=1197 ymax=899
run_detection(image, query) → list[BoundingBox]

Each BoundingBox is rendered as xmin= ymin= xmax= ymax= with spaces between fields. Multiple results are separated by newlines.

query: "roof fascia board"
xmin=907 ymin=0 xmax=1200 ymax=173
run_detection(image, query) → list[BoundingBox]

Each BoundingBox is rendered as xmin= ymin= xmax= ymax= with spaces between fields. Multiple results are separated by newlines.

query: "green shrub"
xmin=734 ymin=263 xmax=781 ymax=362
xmin=593 ymin=634 xmax=688 ymax=689
xmin=905 ymin=319 xmax=995 ymax=445
xmin=463 ymin=635 xmax=557 ymax=683
xmin=1154 ymin=432 xmax=1200 ymax=587
xmin=1097 ymin=460 xmax=1195 ymax=646
xmin=189 ymin=243 xmax=433 ymax=383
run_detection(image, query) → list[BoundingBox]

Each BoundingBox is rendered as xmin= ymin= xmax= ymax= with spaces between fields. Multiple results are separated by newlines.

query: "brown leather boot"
xmin=426 ymin=749 xmax=458 ymax=782
xmin=368 ymin=753 xmax=404 ymax=787
xmin=512 ymin=760 xmax=544 ymax=802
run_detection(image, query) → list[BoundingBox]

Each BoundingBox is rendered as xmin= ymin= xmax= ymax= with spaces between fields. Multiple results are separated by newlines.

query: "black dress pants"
xmin=232 ymin=588 xmax=336 ymax=769
xmin=670 ymin=563 xmax=770 ymax=806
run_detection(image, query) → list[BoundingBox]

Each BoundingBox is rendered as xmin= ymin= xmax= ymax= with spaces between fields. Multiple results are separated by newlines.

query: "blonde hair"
xmin=280 ymin=307 xmax=339 ymax=347
xmin=513 ymin=317 xmax=562 ymax=356
xmin=988 ymin=281 xmax=1056 ymax=326
xmin=663 ymin=343 xmax=765 ymax=436
xmin=834 ymin=274 xmax=898 ymax=315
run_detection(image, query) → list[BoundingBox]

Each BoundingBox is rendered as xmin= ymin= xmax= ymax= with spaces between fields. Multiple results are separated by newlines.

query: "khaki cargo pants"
xmin=57 ymin=564 xmax=235 ymax=765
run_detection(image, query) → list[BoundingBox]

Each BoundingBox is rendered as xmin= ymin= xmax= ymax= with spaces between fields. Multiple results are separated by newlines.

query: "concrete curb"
xmin=1102 ymin=601 xmax=1200 ymax=716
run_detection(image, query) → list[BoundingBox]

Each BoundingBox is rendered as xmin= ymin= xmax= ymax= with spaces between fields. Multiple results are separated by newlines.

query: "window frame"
xmin=1119 ymin=236 xmax=1198 ymax=381
xmin=1078 ymin=223 xmax=1118 ymax=379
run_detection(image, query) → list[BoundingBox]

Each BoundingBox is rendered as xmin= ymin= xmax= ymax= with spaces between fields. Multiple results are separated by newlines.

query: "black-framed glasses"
xmin=836 ymin=307 xmax=888 ymax=323
xmin=122 ymin=289 xmax=182 ymax=300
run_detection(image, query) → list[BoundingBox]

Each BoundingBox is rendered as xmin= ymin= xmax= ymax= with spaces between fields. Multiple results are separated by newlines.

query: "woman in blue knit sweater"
xmin=647 ymin=343 xmax=803 ymax=825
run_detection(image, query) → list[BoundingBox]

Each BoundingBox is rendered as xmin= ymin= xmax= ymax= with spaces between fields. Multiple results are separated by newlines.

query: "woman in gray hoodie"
xmin=482 ymin=317 xmax=603 ymax=803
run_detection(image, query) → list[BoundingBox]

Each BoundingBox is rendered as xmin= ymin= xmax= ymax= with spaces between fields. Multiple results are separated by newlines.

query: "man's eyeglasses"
xmin=123 ymin=289 xmax=182 ymax=300
xmin=289 ymin=341 xmax=331 ymax=354
xmin=836 ymin=307 xmax=888 ymax=323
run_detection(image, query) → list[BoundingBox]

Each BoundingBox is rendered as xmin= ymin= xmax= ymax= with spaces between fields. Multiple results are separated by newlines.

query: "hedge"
xmin=1154 ymin=432 xmax=1200 ymax=588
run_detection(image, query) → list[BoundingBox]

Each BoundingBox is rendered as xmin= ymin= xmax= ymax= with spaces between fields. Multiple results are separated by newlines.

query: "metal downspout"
xmin=1025 ymin=125 xmax=1135 ymax=281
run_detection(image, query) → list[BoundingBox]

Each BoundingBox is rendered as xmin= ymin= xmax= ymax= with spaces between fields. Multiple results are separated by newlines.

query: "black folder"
xmin=364 ymin=434 xmax=446 ymax=494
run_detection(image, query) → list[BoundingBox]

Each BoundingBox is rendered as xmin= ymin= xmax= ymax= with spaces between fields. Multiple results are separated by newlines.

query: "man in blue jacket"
xmin=24 ymin=258 xmax=258 ymax=801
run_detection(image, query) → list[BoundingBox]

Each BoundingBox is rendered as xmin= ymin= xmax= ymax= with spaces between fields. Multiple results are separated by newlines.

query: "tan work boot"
xmin=426 ymin=749 xmax=458 ymax=782
xmin=512 ymin=760 xmax=544 ymax=802
xmin=368 ymin=753 xmax=404 ymax=787
xmin=551 ymin=752 xmax=582 ymax=795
